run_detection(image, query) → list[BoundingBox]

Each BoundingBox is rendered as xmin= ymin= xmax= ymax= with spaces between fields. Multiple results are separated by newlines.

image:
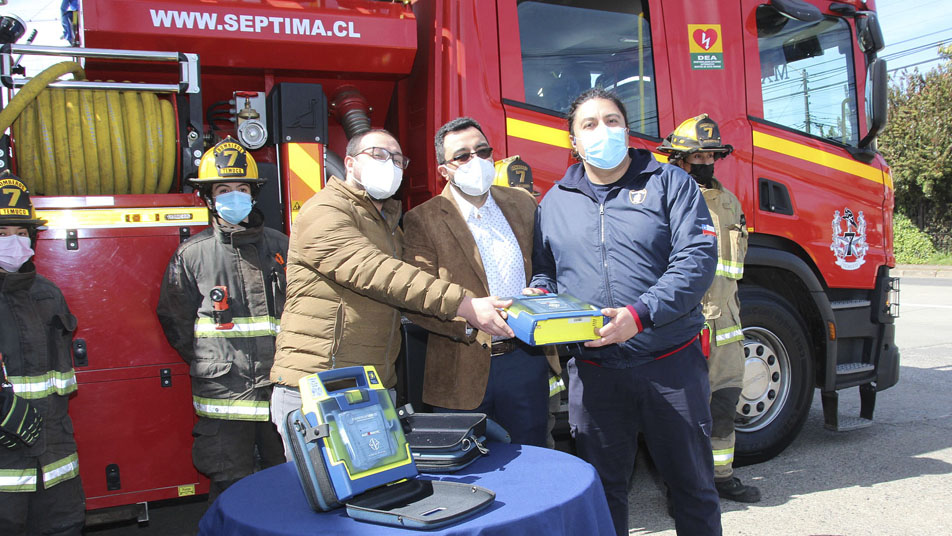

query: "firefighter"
xmin=530 ymin=89 xmax=721 ymax=535
xmin=658 ymin=114 xmax=760 ymax=503
xmin=0 ymin=173 xmax=85 ymax=535
xmin=157 ymin=138 xmax=287 ymax=502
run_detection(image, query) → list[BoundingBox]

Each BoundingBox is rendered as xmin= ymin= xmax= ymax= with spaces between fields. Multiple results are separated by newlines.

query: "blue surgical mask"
xmin=215 ymin=190 xmax=253 ymax=225
xmin=577 ymin=125 xmax=629 ymax=170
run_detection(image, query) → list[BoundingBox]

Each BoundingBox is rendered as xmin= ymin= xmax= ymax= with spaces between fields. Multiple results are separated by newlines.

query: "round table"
xmin=198 ymin=442 xmax=614 ymax=535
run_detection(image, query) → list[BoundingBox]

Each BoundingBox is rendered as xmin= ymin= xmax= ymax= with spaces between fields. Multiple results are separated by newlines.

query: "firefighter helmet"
xmin=0 ymin=173 xmax=47 ymax=228
xmin=190 ymin=137 xmax=267 ymax=191
xmin=657 ymin=114 xmax=733 ymax=161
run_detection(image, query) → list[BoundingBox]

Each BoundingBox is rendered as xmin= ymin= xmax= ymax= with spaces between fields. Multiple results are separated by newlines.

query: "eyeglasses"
xmin=447 ymin=147 xmax=493 ymax=166
xmin=354 ymin=147 xmax=411 ymax=170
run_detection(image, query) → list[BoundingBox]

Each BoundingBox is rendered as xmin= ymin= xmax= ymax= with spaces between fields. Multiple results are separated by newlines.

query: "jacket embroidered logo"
xmin=628 ymin=189 xmax=647 ymax=204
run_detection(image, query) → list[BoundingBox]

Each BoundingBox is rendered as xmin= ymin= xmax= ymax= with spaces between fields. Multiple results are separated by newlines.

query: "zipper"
xmin=599 ymin=203 xmax=614 ymax=307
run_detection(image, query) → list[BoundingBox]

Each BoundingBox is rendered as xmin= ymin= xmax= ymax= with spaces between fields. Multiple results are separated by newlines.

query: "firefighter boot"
xmin=715 ymin=476 xmax=761 ymax=503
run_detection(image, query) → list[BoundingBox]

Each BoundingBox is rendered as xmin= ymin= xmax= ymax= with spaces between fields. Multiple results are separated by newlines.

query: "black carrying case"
xmin=398 ymin=406 xmax=489 ymax=473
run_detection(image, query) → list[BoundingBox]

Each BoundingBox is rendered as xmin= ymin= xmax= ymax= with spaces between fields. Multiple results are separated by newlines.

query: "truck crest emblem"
xmin=830 ymin=208 xmax=867 ymax=270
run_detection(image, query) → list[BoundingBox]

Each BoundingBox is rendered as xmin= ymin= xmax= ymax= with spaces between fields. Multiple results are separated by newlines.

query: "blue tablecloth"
xmin=199 ymin=443 xmax=614 ymax=535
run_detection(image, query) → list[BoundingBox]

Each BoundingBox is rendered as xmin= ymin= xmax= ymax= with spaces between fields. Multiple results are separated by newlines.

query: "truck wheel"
xmin=734 ymin=286 xmax=814 ymax=465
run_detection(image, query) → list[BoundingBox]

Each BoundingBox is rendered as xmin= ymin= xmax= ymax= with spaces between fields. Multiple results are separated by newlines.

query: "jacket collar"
xmin=0 ymin=262 xmax=36 ymax=293
xmin=213 ymin=208 xmax=265 ymax=246
xmin=556 ymin=148 xmax=662 ymax=199
xmin=328 ymin=176 xmax=402 ymax=232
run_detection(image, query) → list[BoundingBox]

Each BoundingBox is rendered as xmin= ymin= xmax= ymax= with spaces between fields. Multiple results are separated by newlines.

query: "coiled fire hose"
xmin=0 ymin=61 xmax=177 ymax=195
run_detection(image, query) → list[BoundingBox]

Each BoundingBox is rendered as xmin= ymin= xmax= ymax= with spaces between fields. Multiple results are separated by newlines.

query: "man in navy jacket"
xmin=530 ymin=88 xmax=721 ymax=536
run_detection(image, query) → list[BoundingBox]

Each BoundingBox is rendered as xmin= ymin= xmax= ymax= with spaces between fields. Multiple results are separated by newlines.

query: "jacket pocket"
xmin=190 ymin=360 xmax=232 ymax=379
xmin=330 ymin=299 xmax=345 ymax=367
xmin=727 ymin=227 xmax=748 ymax=267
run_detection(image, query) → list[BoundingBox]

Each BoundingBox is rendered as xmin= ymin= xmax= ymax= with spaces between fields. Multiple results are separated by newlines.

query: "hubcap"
xmin=736 ymin=326 xmax=792 ymax=432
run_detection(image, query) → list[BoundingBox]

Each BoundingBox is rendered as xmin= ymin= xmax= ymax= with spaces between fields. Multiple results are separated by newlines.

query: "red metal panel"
xmin=32 ymin=193 xmax=210 ymax=508
xmin=69 ymin=365 xmax=208 ymax=510
xmin=82 ymin=0 xmax=417 ymax=76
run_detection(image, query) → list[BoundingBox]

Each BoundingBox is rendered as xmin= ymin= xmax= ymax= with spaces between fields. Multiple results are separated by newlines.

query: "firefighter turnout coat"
xmin=0 ymin=264 xmax=80 ymax=492
xmin=701 ymin=177 xmax=748 ymax=391
xmin=157 ymin=210 xmax=288 ymax=422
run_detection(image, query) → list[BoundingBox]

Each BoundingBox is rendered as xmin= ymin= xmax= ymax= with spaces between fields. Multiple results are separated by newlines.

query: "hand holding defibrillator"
xmin=584 ymin=306 xmax=641 ymax=348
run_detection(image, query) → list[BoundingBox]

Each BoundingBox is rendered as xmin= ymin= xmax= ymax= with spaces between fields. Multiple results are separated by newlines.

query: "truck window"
xmin=517 ymin=0 xmax=659 ymax=137
xmin=757 ymin=8 xmax=859 ymax=146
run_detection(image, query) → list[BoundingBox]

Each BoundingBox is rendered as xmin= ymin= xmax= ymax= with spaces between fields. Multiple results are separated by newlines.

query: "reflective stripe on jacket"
xmin=0 ymin=267 xmax=80 ymax=491
xmin=157 ymin=210 xmax=289 ymax=421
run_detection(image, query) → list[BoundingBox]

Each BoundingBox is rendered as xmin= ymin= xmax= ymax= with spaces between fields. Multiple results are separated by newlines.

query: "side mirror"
xmin=859 ymin=58 xmax=887 ymax=149
xmin=856 ymin=12 xmax=885 ymax=54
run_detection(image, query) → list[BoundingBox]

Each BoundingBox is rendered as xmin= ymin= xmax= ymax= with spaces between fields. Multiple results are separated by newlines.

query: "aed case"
xmin=507 ymin=293 xmax=606 ymax=345
xmin=285 ymin=366 xmax=495 ymax=529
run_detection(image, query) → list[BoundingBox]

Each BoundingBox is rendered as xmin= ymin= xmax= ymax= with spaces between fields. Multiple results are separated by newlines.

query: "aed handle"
xmin=315 ymin=366 xmax=382 ymax=393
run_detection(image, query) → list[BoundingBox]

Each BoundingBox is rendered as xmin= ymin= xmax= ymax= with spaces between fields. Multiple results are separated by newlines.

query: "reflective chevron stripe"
xmin=194 ymin=316 xmax=280 ymax=338
xmin=715 ymin=325 xmax=744 ymax=346
xmin=42 ymin=453 xmax=80 ymax=488
xmin=193 ymin=396 xmax=271 ymax=421
xmin=715 ymin=259 xmax=744 ymax=279
xmin=713 ymin=447 xmax=734 ymax=466
xmin=0 ymin=467 xmax=37 ymax=491
xmin=8 ymin=370 xmax=77 ymax=399
xmin=549 ymin=375 xmax=566 ymax=396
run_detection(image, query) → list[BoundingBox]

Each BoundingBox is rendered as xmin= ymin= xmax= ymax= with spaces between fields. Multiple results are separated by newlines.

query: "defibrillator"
xmin=285 ymin=366 xmax=495 ymax=529
xmin=506 ymin=293 xmax=606 ymax=345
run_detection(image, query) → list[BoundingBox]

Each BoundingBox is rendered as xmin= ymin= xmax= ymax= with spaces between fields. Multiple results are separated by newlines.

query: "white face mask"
xmin=0 ymin=235 xmax=34 ymax=273
xmin=451 ymin=156 xmax=496 ymax=197
xmin=356 ymin=156 xmax=403 ymax=200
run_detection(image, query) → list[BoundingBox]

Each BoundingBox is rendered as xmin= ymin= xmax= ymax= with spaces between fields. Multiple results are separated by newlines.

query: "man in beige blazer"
xmin=403 ymin=117 xmax=559 ymax=447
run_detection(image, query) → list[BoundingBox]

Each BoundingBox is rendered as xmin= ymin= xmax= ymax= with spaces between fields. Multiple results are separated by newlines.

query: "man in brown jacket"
xmin=403 ymin=117 xmax=559 ymax=447
xmin=270 ymin=129 xmax=513 ymax=458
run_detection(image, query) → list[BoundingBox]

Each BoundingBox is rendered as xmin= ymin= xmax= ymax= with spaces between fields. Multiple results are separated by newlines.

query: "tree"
xmin=878 ymin=45 xmax=952 ymax=235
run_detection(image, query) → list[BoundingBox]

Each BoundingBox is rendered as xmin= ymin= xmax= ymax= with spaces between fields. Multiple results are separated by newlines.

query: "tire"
xmin=734 ymin=285 xmax=814 ymax=465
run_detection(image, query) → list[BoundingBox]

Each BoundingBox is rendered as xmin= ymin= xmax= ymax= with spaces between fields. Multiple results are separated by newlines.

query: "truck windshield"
xmin=757 ymin=10 xmax=859 ymax=146
xmin=517 ymin=0 xmax=659 ymax=138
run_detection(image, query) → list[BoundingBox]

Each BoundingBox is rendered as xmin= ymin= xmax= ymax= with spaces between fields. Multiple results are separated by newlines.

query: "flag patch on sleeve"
xmin=701 ymin=224 xmax=716 ymax=236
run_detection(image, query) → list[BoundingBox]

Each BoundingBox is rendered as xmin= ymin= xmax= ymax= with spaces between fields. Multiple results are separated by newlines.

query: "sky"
xmin=876 ymin=0 xmax=952 ymax=75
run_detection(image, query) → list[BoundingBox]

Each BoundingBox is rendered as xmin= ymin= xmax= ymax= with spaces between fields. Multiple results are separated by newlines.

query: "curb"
xmin=889 ymin=265 xmax=952 ymax=279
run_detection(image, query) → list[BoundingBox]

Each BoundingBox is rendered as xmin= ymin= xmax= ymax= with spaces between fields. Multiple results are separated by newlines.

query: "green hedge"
xmin=893 ymin=213 xmax=937 ymax=264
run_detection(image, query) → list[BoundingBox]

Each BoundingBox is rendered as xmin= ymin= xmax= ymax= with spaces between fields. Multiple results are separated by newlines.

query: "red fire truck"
xmin=0 ymin=0 xmax=898 ymax=522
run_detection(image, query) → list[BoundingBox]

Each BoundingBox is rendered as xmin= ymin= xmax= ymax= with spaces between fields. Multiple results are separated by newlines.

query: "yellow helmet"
xmin=0 ymin=172 xmax=47 ymax=228
xmin=657 ymin=114 xmax=733 ymax=160
xmin=191 ymin=137 xmax=266 ymax=189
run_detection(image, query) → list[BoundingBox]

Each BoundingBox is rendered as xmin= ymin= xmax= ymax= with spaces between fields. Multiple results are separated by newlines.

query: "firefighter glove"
xmin=0 ymin=387 xmax=43 ymax=449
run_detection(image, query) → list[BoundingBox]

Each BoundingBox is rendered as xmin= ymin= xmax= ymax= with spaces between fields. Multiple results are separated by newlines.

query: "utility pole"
xmin=802 ymin=69 xmax=811 ymax=135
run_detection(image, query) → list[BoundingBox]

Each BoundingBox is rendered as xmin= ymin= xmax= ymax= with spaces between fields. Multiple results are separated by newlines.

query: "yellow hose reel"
xmin=0 ymin=61 xmax=177 ymax=196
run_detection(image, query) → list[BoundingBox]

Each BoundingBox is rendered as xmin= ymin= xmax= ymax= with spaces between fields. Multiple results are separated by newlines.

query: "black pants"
xmin=568 ymin=341 xmax=721 ymax=536
xmin=0 ymin=474 xmax=85 ymax=535
xmin=192 ymin=417 xmax=286 ymax=502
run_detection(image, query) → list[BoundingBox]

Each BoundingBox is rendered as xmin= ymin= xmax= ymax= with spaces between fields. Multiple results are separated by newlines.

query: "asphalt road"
xmin=83 ymin=277 xmax=952 ymax=535
xmin=628 ymin=277 xmax=952 ymax=535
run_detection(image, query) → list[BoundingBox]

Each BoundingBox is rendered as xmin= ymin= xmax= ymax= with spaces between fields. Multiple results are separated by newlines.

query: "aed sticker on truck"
xmin=178 ymin=484 xmax=196 ymax=497
xmin=688 ymin=24 xmax=723 ymax=70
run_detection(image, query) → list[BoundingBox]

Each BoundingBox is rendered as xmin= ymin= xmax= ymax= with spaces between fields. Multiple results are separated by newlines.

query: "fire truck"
xmin=0 ymin=0 xmax=898 ymax=522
